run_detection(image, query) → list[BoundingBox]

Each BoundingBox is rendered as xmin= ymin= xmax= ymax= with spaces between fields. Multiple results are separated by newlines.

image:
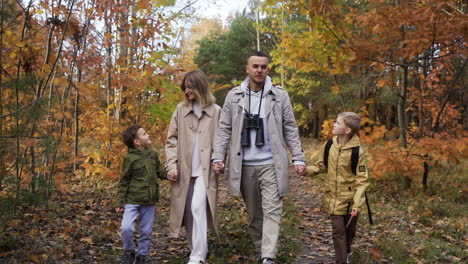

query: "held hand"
xmin=168 ymin=169 xmax=178 ymax=182
xmin=115 ymin=207 xmax=124 ymax=213
xmin=212 ymin=161 xmax=225 ymax=174
xmin=351 ymin=209 xmax=359 ymax=217
xmin=294 ymin=164 xmax=306 ymax=176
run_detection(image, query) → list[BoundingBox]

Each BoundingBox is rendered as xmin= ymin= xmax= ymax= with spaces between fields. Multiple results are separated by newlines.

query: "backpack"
xmin=323 ymin=139 xmax=373 ymax=224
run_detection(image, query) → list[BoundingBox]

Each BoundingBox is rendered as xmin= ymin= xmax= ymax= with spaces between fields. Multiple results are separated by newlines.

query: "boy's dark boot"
xmin=135 ymin=254 xmax=145 ymax=264
xmin=123 ymin=250 xmax=135 ymax=264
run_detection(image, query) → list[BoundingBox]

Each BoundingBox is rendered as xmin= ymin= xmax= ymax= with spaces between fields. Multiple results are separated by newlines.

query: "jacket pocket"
xmin=339 ymin=191 xmax=354 ymax=203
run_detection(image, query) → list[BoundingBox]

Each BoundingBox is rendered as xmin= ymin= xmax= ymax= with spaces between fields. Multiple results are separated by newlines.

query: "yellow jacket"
xmin=308 ymin=135 xmax=369 ymax=215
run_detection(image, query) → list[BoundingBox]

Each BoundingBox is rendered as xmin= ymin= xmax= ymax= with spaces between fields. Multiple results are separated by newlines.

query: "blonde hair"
xmin=337 ymin=112 xmax=361 ymax=136
xmin=181 ymin=69 xmax=215 ymax=107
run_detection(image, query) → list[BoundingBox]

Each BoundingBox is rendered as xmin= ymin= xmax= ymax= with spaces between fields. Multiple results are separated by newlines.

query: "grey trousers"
xmin=241 ymin=164 xmax=282 ymax=259
xmin=120 ymin=204 xmax=156 ymax=256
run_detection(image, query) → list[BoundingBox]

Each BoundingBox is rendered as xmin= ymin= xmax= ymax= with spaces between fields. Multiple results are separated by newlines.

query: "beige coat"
xmin=307 ymin=135 xmax=369 ymax=215
xmin=165 ymin=102 xmax=221 ymax=237
xmin=212 ymin=78 xmax=305 ymax=198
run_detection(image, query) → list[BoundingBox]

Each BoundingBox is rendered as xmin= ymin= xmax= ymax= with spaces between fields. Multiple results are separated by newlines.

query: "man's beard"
xmin=252 ymin=77 xmax=265 ymax=85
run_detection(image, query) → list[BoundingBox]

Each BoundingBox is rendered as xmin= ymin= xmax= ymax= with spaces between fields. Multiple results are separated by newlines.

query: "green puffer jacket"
xmin=116 ymin=148 xmax=166 ymax=207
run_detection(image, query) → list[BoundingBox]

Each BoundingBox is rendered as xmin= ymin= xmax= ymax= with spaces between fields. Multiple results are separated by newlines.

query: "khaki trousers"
xmin=331 ymin=214 xmax=358 ymax=264
xmin=241 ymin=164 xmax=282 ymax=259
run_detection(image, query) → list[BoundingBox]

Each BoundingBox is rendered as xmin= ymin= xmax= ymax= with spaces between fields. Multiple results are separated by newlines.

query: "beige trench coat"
xmin=165 ymin=102 xmax=221 ymax=237
xmin=212 ymin=79 xmax=305 ymax=198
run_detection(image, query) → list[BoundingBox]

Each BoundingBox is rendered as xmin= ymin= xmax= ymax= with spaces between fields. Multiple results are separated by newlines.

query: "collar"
xmin=181 ymin=102 xmax=216 ymax=118
xmin=333 ymin=135 xmax=361 ymax=149
xmin=128 ymin=147 xmax=152 ymax=155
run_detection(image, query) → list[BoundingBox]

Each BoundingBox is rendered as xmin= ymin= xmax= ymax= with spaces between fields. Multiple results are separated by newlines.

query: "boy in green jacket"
xmin=307 ymin=112 xmax=369 ymax=264
xmin=115 ymin=124 xmax=166 ymax=264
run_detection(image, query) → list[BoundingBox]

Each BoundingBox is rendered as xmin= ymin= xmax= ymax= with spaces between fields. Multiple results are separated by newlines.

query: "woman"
xmin=165 ymin=69 xmax=221 ymax=264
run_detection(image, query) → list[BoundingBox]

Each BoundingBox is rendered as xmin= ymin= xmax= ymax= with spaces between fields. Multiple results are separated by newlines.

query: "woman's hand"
xmin=168 ymin=169 xmax=178 ymax=181
xmin=212 ymin=161 xmax=225 ymax=174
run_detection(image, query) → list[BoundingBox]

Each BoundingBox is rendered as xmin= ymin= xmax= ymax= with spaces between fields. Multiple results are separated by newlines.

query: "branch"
xmin=0 ymin=99 xmax=41 ymax=119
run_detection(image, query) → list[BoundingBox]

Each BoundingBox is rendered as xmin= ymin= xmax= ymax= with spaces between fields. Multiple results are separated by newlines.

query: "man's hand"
xmin=168 ymin=169 xmax=178 ymax=182
xmin=212 ymin=161 xmax=225 ymax=174
xmin=351 ymin=209 xmax=359 ymax=217
xmin=115 ymin=207 xmax=124 ymax=213
xmin=294 ymin=164 xmax=306 ymax=176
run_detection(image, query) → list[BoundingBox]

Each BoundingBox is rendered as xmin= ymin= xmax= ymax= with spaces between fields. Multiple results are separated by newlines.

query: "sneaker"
xmin=187 ymin=260 xmax=204 ymax=264
xmin=122 ymin=250 xmax=135 ymax=264
xmin=346 ymin=252 xmax=353 ymax=264
xmin=135 ymin=254 xmax=145 ymax=264
xmin=261 ymin=258 xmax=275 ymax=264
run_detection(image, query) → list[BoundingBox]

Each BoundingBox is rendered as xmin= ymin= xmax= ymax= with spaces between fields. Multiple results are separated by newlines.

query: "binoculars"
xmin=241 ymin=113 xmax=265 ymax=147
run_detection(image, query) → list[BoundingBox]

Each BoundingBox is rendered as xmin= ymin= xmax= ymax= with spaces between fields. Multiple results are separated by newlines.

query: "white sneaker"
xmin=262 ymin=258 xmax=275 ymax=264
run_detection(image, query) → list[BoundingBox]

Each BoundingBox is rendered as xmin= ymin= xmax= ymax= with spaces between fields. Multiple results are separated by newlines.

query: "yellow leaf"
xmin=28 ymin=254 xmax=40 ymax=263
xmin=331 ymin=85 xmax=341 ymax=94
xmin=54 ymin=112 xmax=64 ymax=120
xmin=80 ymin=237 xmax=93 ymax=244
xmin=64 ymin=111 xmax=73 ymax=119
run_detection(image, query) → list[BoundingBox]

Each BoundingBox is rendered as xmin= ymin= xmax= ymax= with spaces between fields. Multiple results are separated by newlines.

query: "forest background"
xmin=0 ymin=0 xmax=466 ymax=263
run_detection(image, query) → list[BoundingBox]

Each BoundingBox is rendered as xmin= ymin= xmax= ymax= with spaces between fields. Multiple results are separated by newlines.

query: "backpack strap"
xmin=351 ymin=146 xmax=360 ymax=175
xmin=324 ymin=139 xmax=333 ymax=169
xmin=365 ymin=192 xmax=373 ymax=225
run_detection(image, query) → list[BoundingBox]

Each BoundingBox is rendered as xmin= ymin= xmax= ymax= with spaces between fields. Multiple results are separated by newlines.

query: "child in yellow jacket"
xmin=307 ymin=112 xmax=369 ymax=264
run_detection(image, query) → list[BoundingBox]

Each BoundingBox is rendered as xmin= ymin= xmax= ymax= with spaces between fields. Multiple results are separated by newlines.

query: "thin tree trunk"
xmin=255 ymin=2 xmax=260 ymax=51
xmin=115 ymin=0 xmax=129 ymax=121
xmin=105 ymin=8 xmax=113 ymax=118
xmin=398 ymin=64 xmax=411 ymax=189
xmin=14 ymin=0 xmax=34 ymax=215
xmin=73 ymin=14 xmax=92 ymax=174
xmin=0 ymin=0 xmax=5 ymax=191
xmin=398 ymin=64 xmax=408 ymax=149
xmin=422 ymin=159 xmax=429 ymax=192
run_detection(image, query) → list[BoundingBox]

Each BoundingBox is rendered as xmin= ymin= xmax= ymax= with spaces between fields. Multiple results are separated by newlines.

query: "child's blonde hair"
xmin=337 ymin=112 xmax=361 ymax=136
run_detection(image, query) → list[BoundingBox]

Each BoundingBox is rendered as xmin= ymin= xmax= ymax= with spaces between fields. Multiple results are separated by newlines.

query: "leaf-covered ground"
xmin=0 ymin=167 xmax=377 ymax=263
xmin=1 ymin=160 xmax=466 ymax=263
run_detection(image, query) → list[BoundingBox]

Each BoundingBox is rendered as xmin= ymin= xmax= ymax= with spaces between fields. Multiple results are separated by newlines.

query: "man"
xmin=212 ymin=51 xmax=306 ymax=264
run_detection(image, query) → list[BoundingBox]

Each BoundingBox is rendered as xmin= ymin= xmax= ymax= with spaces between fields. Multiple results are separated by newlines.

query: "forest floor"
xmin=0 ymin=141 xmax=466 ymax=263
xmin=0 ymin=168 xmax=376 ymax=264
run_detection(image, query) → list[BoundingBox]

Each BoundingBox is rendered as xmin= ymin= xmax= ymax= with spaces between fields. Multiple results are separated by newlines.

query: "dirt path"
xmin=287 ymin=172 xmax=335 ymax=264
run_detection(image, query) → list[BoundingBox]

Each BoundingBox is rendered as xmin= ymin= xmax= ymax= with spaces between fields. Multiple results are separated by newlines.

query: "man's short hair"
xmin=247 ymin=51 xmax=270 ymax=64
xmin=123 ymin=124 xmax=142 ymax=149
xmin=337 ymin=112 xmax=361 ymax=136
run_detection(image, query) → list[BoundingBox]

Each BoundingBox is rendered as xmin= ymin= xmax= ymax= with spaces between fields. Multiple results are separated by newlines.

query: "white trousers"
xmin=184 ymin=176 xmax=208 ymax=263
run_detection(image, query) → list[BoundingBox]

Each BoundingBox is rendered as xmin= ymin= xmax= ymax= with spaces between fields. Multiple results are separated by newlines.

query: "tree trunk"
xmin=398 ymin=64 xmax=408 ymax=148
xmin=422 ymin=159 xmax=429 ymax=192
xmin=105 ymin=8 xmax=113 ymax=118
xmin=0 ymin=0 xmax=5 ymax=191
xmin=13 ymin=0 xmax=34 ymax=215
xmin=114 ymin=0 xmax=129 ymax=122
xmin=398 ymin=63 xmax=411 ymax=189
xmin=255 ymin=0 xmax=260 ymax=51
